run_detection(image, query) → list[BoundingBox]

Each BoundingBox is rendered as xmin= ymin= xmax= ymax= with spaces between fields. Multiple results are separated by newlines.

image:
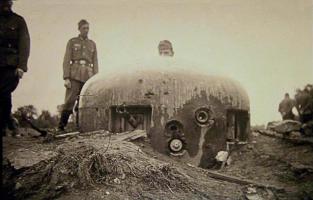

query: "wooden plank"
xmin=54 ymin=131 xmax=80 ymax=138
xmin=54 ymin=130 xmax=108 ymax=138
xmin=187 ymin=163 xmax=284 ymax=191
xmin=113 ymin=130 xmax=147 ymax=141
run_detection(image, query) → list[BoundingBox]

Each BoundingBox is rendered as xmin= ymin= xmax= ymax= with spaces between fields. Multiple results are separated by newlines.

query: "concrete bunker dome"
xmin=78 ymin=48 xmax=250 ymax=168
xmin=79 ymin=66 xmax=249 ymax=131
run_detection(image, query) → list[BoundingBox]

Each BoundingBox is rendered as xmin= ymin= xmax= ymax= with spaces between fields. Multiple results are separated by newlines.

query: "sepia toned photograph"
xmin=1 ymin=0 xmax=312 ymax=199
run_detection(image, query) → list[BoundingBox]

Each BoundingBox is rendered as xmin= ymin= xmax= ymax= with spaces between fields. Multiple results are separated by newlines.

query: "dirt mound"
xmin=3 ymin=136 xmax=193 ymax=200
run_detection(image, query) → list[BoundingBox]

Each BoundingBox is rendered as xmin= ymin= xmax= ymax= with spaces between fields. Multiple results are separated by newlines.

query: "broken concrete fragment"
xmin=215 ymin=151 xmax=229 ymax=162
xmin=245 ymin=193 xmax=264 ymax=200
xmin=302 ymin=120 xmax=313 ymax=136
xmin=289 ymin=131 xmax=301 ymax=139
xmin=251 ymin=132 xmax=259 ymax=137
xmin=15 ymin=182 xmax=22 ymax=190
xmin=267 ymin=120 xmax=301 ymax=133
xmin=113 ymin=178 xmax=121 ymax=184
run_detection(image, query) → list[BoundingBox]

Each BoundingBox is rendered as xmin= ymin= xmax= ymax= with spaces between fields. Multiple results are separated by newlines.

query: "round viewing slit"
xmin=195 ymin=107 xmax=213 ymax=126
xmin=169 ymin=138 xmax=184 ymax=153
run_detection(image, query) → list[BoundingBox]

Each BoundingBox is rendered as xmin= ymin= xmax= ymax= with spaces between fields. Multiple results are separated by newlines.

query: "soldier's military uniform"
xmin=278 ymin=96 xmax=295 ymax=120
xmin=0 ymin=8 xmax=30 ymax=136
xmin=59 ymin=35 xmax=98 ymax=129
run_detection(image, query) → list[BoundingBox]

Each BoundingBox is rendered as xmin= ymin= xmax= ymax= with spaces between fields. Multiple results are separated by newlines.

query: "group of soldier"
xmin=278 ymin=84 xmax=313 ymax=124
xmin=0 ymin=0 xmax=98 ymax=137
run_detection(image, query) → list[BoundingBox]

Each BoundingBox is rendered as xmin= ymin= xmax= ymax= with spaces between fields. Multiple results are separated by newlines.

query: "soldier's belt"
xmin=72 ymin=60 xmax=92 ymax=67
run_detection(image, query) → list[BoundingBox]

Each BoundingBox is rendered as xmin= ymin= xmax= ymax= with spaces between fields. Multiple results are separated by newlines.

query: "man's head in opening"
xmin=158 ymin=40 xmax=174 ymax=57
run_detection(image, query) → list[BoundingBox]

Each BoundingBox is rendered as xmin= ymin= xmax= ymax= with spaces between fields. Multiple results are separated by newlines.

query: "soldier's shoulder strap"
xmin=69 ymin=37 xmax=80 ymax=43
xmin=87 ymin=38 xmax=96 ymax=44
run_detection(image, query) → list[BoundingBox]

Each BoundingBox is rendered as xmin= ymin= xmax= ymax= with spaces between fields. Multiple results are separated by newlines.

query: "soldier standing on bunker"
xmin=278 ymin=93 xmax=295 ymax=120
xmin=0 ymin=0 xmax=30 ymax=137
xmin=58 ymin=19 xmax=98 ymax=132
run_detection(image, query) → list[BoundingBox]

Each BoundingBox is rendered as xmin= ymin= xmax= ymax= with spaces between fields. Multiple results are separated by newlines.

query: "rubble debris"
xmin=215 ymin=151 xmax=229 ymax=162
xmin=256 ymin=129 xmax=313 ymax=146
xmin=289 ymin=131 xmax=301 ymax=139
xmin=21 ymin=114 xmax=48 ymax=137
xmin=267 ymin=120 xmax=301 ymax=133
xmin=302 ymin=120 xmax=313 ymax=136
xmin=243 ymin=186 xmax=277 ymax=200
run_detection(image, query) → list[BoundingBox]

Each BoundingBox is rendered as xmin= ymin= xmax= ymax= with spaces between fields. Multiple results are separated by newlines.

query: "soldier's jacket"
xmin=278 ymin=98 xmax=295 ymax=114
xmin=0 ymin=11 xmax=30 ymax=72
xmin=63 ymin=35 xmax=98 ymax=83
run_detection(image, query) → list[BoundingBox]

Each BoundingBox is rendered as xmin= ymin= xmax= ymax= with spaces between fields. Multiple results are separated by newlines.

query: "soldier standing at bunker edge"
xmin=58 ymin=19 xmax=98 ymax=132
xmin=0 ymin=0 xmax=30 ymax=137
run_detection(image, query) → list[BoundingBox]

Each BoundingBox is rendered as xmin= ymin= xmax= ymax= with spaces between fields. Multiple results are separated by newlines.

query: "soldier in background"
xmin=295 ymin=85 xmax=313 ymax=123
xmin=278 ymin=93 xmax=295 ymax=120
xmin=0 ymin=0 xmax=30 ymax=137
xmin=58 ymin=19 xmax=98 ymax=132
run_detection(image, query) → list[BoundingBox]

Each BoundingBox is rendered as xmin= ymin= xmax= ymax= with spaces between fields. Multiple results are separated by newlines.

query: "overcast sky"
xmin=12 ymin=0 xmax=312 ymax=125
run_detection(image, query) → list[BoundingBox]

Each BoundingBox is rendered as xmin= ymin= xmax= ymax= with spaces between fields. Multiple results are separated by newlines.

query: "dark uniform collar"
xmin=78 ymin=34 xmax=88 ymax=41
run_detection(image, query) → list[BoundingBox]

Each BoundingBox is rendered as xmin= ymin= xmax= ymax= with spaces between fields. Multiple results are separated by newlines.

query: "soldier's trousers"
xmin=282 ymin=111 xmax=295 ymax=120
xmin=59 ymin=80 xmax=84 ymax=128
xmin=0 ymin=68 xmax=19 ymax=136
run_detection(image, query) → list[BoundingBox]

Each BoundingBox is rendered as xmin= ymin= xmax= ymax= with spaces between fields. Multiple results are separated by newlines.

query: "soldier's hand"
xmin=64 ymin=79 xmax=71 ymax=89
xmin=15 ymin=68 xmax=24 ymax=79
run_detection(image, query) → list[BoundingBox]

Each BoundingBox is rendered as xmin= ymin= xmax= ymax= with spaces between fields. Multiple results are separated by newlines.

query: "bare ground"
xmin=2 ymin=129 xmax=313 ymax=200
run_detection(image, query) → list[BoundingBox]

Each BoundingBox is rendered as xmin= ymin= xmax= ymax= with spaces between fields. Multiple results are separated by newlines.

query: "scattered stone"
xmin=105 ymin=191 xmax=110 ymax=195
xmin=113 ymin=178 xmax=121 ymax=184
xmin=289 ymin=131 xmax=301 ymax=139
xmin=226 ymin=156 xmax=232 ymax=166
xmin=246 ymin=187 xmax=257 ymax=194
xmin=245 ymin=193 xmax=264 ymax=200
xmin=215 ymin=151 xmax=229 ymax=162
xmin=247 ymin=144 xmax=254 ymax=150
xmin=120 ymin=173 xmax=126 ymax=180
xmin=302 ymin=121 xmax=313 ymax=136
xmin=15 ymin=182 xmax=22 ymax=190
xmin=252 ymin=132 xmax=259 ymax=137
xmin=244 ymin=187 xmax=264 ymax=200
xmin=267 ymin=120 xmax=301 ymax=133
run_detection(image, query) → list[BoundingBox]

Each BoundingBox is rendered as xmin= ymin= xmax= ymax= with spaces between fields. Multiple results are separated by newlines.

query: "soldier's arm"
xmin=278 ymin=102 xmax=282 ymax=113
xmin=63 ymin=40 xmax=72 ymax=80
xmin=93 ymin=42 xmax=99 ymax=74
xmin=18 ymin=16 xmax=30 ymax=72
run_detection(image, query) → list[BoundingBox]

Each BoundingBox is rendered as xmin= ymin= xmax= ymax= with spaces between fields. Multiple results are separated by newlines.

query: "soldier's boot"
xmin=0 ymin=118 xmax=8 ymax=137
xmin=58 ymin=110 xmax=72 ymax=133
xmin=1 ymin=128 xmax=7 ymax=137
xmin=8 ymin=116 xmax=21 ymax=138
